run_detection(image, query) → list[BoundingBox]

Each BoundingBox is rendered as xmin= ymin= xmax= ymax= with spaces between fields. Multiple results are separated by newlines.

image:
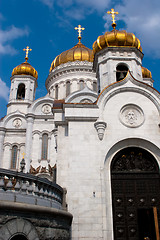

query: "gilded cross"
xmin=107 ymin=8 xmax=119 ymax=28
xmin=74 ymin=25 xmax=85 ymax=42
xmin=23 ymin=46 xmax=32 ymax=61
xmin=22 ymin=152 xmax=25 ymax=159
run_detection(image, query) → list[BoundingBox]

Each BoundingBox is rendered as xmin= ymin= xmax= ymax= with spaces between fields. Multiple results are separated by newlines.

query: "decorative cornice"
xmin=46 ymin=61 xmax=95 ymax=89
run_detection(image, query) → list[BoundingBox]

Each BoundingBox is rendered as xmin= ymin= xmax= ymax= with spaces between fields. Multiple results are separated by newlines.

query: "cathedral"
xmin=0 ymin=9 xmax=159 ymax=240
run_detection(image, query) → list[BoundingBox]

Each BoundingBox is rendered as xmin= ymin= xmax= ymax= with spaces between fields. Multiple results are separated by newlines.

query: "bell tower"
xmin=7 ymin=47 xmax=38 ymax=114
xmin=93 ymin=9 xmax=144 ymax=93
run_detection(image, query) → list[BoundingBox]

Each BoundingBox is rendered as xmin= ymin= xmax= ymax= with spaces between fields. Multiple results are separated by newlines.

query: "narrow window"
xmin=93 ymin=81 xmax=97 ymax=92
xmin=16 ymin=83 xmax=25 ymax=99
xmin=55 ymin=85 xmax=58 ymax=99
xmin=79 ymin=80 xmax=85 ymax=90
xmin=116 ymin=64 xmax=128 ymax=81
xmin=41 ymin=133 xmax=48 ymax=160
xmin=11 ymin=145 xmax=18 ymax=169
xmin=66 ymin=81 xmax=71 ymax=97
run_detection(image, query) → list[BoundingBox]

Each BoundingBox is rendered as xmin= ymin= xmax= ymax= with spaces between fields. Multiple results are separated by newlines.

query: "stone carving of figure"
xmin=125 ymin=110 xmax=137 ymax=125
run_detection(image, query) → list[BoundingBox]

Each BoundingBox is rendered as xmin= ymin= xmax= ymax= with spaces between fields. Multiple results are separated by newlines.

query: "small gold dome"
xmin=142 ymin=66 xmax=152 ymax=78
xmin=12 ymin=61 xmax=38 ymax=79
xmin=50 ymin=42 xmax=93 ymax=72
xmin=93 ymin=29 xmax=142 ymax=54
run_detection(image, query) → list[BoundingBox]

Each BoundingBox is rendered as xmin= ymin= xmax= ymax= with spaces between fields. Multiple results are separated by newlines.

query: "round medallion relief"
xmin=119 ymin=104 xmax=144 ymax=128
xmin=13 ymin=118 xmax=22 ymax=128
xmin=42 ymin=104 xmax=51 ymax=114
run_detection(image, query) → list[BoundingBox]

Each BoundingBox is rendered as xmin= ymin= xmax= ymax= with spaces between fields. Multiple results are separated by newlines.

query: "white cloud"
xmin=40 ymin=0 xmax=110 ymax=19
xmin=0 ymin=78 xmax=9 ymax=101
xmin=0 ymin=25 xmax=29 ymax=55
xmin=39 ymin=0 xmax=54 ymax=8
xmin=114 ymin=0 xmax=160 ymax=58
xmin=76 ymin=0 xmax=110 ymax=12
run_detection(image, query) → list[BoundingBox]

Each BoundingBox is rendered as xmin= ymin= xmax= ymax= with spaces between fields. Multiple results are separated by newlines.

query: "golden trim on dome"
xmin=97 ymin=36 xmax=103 ymax=50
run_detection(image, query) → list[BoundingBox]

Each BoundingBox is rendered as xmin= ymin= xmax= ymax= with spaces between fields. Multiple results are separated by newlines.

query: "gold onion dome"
xmin=12 ymin=61 xmax=38 ymax=79
xmin=142 ymin=66 xmax=152 ymax=78
xmin=50 ymin=42 xmax=93 ymax=72
xmin=12 ymin=46 xmax=38 ymax=80
xmin=50 ymin=24 xmax=93 ymax=72
xmin=93 ymin=29 xmax=142 ymax=54
xmin=93 ymin=8 xmax=142 ymax=54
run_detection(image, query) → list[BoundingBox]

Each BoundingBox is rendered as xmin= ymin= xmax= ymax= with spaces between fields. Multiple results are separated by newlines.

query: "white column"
xmin=25 ymin=114 xmax=34 ymax=172
xmin=0 ymin=128 xmax=5 ymax=167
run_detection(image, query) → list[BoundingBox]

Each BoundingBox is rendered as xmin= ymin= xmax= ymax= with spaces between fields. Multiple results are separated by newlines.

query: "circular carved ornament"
xmin=13 ymin=118 xmax=22 ymax=128
xmin=119 ymin=104 xmax=144 ymax=128
xmin=42 ymin=104 xmax=51 ymax=114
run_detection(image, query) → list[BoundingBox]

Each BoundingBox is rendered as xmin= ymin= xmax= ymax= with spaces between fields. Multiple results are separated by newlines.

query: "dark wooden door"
xmin=111 ymin=147 xmax=160 ymax=240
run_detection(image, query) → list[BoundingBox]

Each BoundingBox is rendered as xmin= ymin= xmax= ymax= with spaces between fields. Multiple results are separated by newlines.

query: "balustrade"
xmin=0 ymin=168 xmax=64 ymax=209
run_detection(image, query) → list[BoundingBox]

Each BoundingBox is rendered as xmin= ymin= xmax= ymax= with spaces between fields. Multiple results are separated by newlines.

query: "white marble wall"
xmin=55 ymin=73 xmax=160 ymax=239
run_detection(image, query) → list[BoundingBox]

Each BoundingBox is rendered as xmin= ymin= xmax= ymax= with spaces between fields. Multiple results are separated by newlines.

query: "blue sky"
xmin=0 ymin=0 xmax=160 ymax=118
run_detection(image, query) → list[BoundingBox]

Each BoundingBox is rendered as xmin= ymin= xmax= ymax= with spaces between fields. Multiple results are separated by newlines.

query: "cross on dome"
xmin=74 ymin=25 xmax=85 ymax=42
xmin=22 ymin=152 xmax=25 ymax=159
xmin=23 ymin=46 xmax=32 ymax=62
xmin=107 ymin=8 xmax=119 ymax=29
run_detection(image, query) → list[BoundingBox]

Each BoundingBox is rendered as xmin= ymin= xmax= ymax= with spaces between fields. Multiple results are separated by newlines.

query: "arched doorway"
xmin=111 ymin=147 xmax=160 ymax=240
xmin=10 ymin=234 xmax=28 ymax=240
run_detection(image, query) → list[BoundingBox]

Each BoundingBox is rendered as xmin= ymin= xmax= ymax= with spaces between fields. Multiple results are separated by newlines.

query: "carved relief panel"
xmin=119 ymin=104 xmax=144 ymax=128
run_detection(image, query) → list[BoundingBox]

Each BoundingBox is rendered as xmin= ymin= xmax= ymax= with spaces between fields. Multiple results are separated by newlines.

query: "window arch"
xmin=11 ymin=145 xmax=18 ymax=169
xmin=55 ymin=85 xmax=58 ymax=99
xmin=17 ymin=83 xmax=25 ymax=100
xmin=116 ymin=63 xmax=128 ymax=81
xmin=10 ymin=234 xmax=28 ymax=240
xmin=66 ymin=81 xmax=71 ymax=97
xmin=79 ymin=80 xmax=85 ymax=90
xmin=93 ymin=81 xmax=97 ymax=92
xmin=41 ymin=133 xmax=48 ymax=160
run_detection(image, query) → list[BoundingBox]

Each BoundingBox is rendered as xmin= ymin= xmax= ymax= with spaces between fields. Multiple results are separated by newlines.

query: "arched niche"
xmin=116 ymin=63 xmax=128 ymax=81
xmin=111 ymin=147 xmax=160 ymax=240
xmin=16 ymin=83 xmax=25 ymax=100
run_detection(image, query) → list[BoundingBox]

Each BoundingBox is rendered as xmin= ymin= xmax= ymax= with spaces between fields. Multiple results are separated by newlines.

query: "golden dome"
xmin=142 ymin=66 xmax=152 ymax=78
xmin=93 ymin=29 xmax=142 ymax=54
xmin=12 ymin=61 xmax=38 ymax=79
xmin=50 ymin=41 xmax=93 ymax=72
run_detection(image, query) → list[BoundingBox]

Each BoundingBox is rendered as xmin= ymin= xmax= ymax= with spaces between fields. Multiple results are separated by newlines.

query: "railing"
xmin=0 ymin=168 xmax=65 ymax=209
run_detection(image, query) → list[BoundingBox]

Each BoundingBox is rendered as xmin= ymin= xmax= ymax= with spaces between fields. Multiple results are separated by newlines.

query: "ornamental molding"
xmin=46 ymin=61 xmax=95 ymax=88
xmin=97 ymin=72 xmax=160 ymax=114
xmin=13 ymin=118 xmax=22 ymax=128
xmin=41 ymin=104 xmax=52 ymax=114
xmin=94 ymin=121 xmax=107 ymax=141
xmin=119 ymin=104 xmax=144 ymax=128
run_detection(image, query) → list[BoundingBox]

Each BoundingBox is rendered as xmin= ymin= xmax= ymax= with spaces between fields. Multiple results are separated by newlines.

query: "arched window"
xmin=66 ymin=81 xmax=71 ymax=97
xmin=17 ymin=83 xmax=25 ymax=100
xmin=93 ymin=81 xmax=97 ymax=92
xmin=10 ymin=234 xmax=28 ymax=240
xmin=11 ymin=145 xmax=18 ymax=169
xmin=41 ymin=133 xmax=48 ymax=160
xmin=79 ymin=80 xmax=85 ymax=90
xmin=55 ymin=85 xmax=58 ymax=99
xmin=116 ymin=64 xmax=128 ymax=81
